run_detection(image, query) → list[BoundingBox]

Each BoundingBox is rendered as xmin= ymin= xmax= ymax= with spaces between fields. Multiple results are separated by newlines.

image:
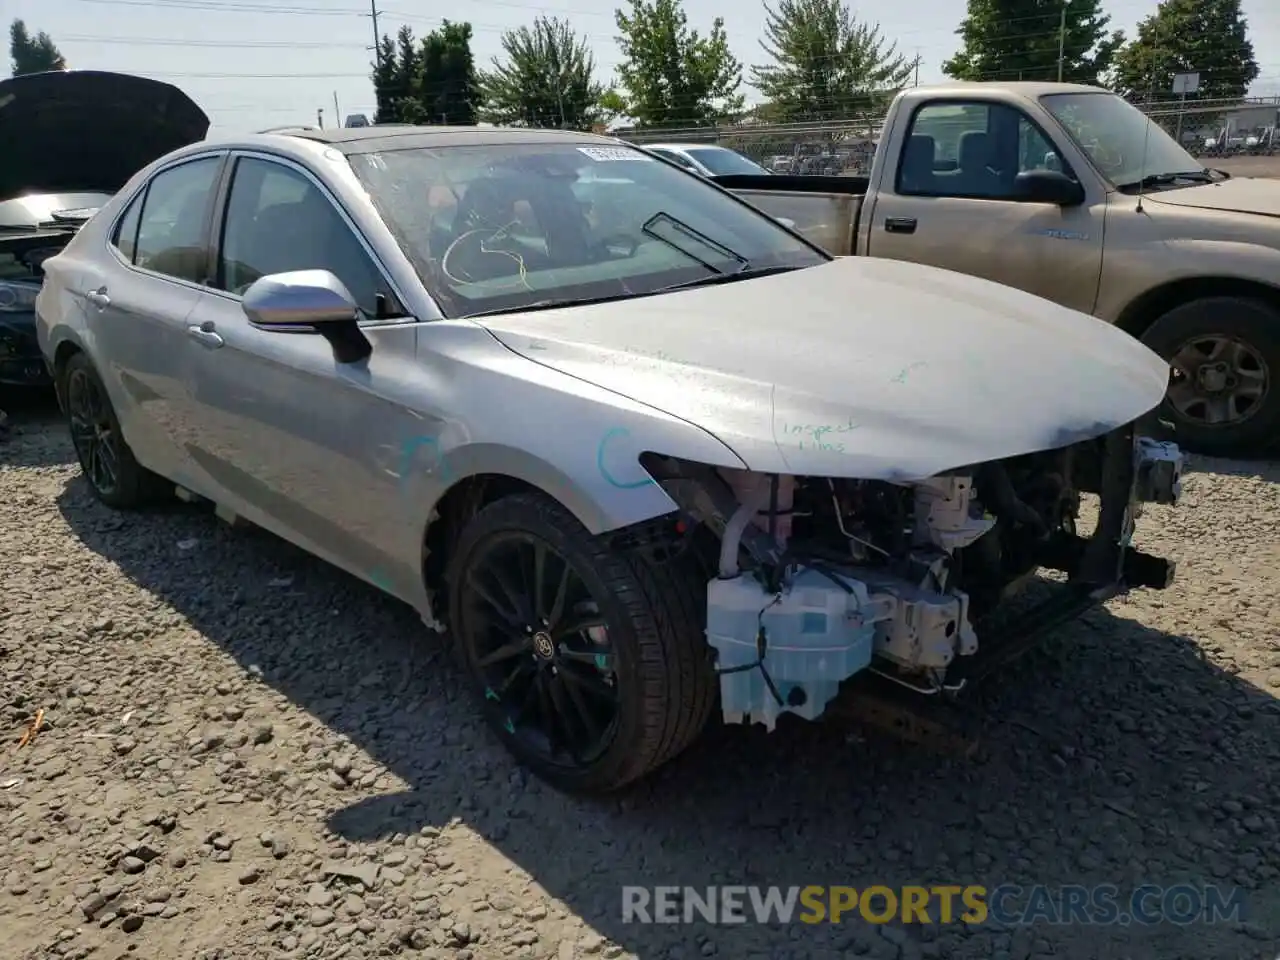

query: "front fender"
xmin=1097 ymin=236 xmax=1280 ymax=323
xmin=401 ymin=408 xmax=749 ymax=539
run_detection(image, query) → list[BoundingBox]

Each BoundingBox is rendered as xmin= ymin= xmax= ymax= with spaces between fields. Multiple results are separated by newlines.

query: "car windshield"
xmin=1041 ymin=92 xmax=1206 ymax=189
xmin=683 ymin=147 xmax=770 ymax=176
xmin=347 ymin=140 xmax=823 ymax=318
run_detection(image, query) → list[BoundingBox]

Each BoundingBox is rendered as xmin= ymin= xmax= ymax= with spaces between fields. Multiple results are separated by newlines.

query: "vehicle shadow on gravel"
xmin=57 ymin=479 xmax=1280 ymax=960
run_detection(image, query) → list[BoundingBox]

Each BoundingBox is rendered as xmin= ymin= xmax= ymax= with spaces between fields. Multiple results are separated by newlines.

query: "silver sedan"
xmin=36 ymin=125 xmax=1183 ymax=793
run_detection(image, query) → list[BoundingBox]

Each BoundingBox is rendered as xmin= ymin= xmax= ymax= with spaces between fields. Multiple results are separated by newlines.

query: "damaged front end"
xmin=639 ymin=424 xmax=1183 ymax=730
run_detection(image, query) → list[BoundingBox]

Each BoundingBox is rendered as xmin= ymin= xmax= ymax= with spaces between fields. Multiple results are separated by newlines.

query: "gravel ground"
xmin=1205 ymin=155 xmax=1280 ymax=179
xmin=2 ymin=395 xmax=1280 ymax=960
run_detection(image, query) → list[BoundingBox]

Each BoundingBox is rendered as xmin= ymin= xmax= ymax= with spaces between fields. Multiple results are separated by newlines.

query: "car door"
xmin=85 ymin=153 xmax=227 ymax=484
xmin=866 ymin=99 xmax=1105 ymax=315
xmin=180 ymin=152 xmax=435 ymax=584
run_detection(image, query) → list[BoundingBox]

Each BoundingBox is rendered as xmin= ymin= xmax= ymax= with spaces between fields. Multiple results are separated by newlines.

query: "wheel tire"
xmin=1139 ymin=296 xmax=1280 ymax=458
xmin=445 ymin=492 xmax=716 ymax=794
xmin=61 ymin=353 xmax=170 ymax=509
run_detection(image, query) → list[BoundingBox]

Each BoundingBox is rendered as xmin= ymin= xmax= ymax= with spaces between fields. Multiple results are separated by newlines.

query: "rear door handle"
xmin=187 ymin=321 xmax=224 ymax=349
xmin=884 ymin=217 xmax=918 ymax=235
xmin=86 ymin=287 xmax=110 ymax=308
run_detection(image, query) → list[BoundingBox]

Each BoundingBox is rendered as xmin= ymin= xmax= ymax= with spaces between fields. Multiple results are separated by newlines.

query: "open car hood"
xmin=0 ymin=70 xmax=209 ymax=203
xmin=478 ymin=257 xmax=1172 ymax=481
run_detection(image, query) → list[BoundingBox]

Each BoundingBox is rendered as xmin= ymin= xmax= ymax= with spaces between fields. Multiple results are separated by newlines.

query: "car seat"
xmin=899 ymin=135 xmax=937 ymax=193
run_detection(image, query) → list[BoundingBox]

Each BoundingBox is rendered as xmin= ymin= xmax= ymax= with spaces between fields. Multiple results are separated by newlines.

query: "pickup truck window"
xmin=897 ymin=101 xmax=1075 ymax=200
xmin=1041 ymin=92 xmax=1205 ymax=189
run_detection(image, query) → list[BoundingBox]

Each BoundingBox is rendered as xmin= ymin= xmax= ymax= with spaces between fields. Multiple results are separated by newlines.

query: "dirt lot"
xmin=1205 ymin=155 xmax=1280 ymax=179
xmin=2 ymin=397 xmax=1280 ymax=960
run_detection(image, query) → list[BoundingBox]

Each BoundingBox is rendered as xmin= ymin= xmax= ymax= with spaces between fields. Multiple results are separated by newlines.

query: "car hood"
xmin=477 ymin=257 xmax=1172 ymax=481
xmin=0 ymin=70 xmax=210 ymax=202
xmin=1146 ymin=177 xmax=1280 ymax=218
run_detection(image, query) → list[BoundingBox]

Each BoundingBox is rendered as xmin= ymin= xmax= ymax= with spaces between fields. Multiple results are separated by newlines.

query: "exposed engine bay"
xmin=640 ymin=425 xmax=1183 ymax=730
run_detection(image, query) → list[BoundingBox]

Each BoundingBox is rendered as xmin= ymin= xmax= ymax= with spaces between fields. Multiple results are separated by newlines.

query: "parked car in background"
xmin=37 ymin=124 xmax=1182 ymax=794
xmin=716 ymin=81 xmax=1280 ymax=457
xmin=643 ymin=143 xmax=772 ymax=177
xmin=0 ymin=69 xmax=209 ymax=389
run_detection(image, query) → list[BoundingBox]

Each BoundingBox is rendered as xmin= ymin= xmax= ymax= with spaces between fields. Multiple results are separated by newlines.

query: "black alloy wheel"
xmin=446 ymin=492 xmax=717 ymax=794
xmin=61 ymin=352 xmax=169 ymax=508
xmin=66 ymin=363 xmax=123 ymax=499
xmin=456 ymin=529 xmax=621 ymax=769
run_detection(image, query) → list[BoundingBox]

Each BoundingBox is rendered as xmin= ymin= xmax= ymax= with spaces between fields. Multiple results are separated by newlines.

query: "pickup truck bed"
xmin=712 ymin=174 xmax=866 ymax=256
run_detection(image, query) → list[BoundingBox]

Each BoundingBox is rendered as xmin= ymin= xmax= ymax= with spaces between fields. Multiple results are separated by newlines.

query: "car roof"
xmin=228 ymin=124 xmax=624 ymax=155
xmin=646 ymin=143 xmax=730 ymax=152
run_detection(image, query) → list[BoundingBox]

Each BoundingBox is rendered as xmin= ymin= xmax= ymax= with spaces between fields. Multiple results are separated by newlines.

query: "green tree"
xmin=478 ymin=17 xmax=603 ymax=130
xmin=943 ymin=0 xmax=1122 ymax=85
xmin=371 ymin=33 xmax=402 ymax=123
xmin=597 ymin=87 xmax=629 ymax=126
xmin=419 ymin=20 xmax=478 ymax=125
xmin=370 ymin=26 xmax=424 ymax=123
xmin=1111 ymin=0 xmax=1258 ymax=101
xmin=751 ymin=0 xmax=914 ymax=123
xmin=9 ymin=19 xmax=67 ymax=76
xmin=613 ymin=0 xmax=745 ymax=128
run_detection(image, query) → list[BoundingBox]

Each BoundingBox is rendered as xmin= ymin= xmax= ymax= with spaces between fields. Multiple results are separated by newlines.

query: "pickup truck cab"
xmin=712 ymin=81 xmax=1280 ymax=457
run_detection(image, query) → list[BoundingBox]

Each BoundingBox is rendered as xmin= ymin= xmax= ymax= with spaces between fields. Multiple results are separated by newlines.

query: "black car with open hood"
xmin=0 ymin=70 xmax=209 ymax=387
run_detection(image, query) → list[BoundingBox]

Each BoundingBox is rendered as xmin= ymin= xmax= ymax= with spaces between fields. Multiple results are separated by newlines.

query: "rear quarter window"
xmin=111 ymin=190 xmax=145 ymax=262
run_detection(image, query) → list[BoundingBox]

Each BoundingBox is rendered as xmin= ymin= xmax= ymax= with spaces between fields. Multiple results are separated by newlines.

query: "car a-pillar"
xmin=1120 ymin=282 xmax=1280 ymax=458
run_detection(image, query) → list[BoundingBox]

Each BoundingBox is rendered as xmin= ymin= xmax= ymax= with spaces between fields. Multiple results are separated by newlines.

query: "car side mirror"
xmin=242 ymin=269 xmax=371 ymax=364
xmin=1013 ymin=170 xmax=1086 ymax=207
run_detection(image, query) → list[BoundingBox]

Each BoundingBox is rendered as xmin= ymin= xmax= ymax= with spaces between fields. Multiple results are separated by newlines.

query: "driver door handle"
xmin=884 ymin=217 xmax=918 ymax=234
xmin=86 ymin=287 xmax=110 ymax=308
xmin=187 ymin=321 xmax=224 ymax=349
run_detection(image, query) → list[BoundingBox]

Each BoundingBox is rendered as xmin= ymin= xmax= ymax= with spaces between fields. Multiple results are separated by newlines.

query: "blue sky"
xmin=8 ymin=0 xmax=1280 ymax=132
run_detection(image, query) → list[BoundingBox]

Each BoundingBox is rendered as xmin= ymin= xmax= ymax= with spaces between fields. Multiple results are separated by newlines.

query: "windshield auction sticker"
xmin=577 ymin=146 xmax=654 ymax=162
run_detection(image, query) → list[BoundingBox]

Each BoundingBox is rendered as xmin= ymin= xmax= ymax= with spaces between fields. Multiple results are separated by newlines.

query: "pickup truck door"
xmin=865 ymin=99 xmax=1105 ymax=315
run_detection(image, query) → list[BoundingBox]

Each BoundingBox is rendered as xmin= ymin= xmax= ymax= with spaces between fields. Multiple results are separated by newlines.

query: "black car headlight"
xmin=0 ymin=280 xmax=40 ymax=314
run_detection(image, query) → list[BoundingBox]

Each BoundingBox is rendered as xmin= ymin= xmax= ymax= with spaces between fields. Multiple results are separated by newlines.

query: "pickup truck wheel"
xmin=1140 ymin=296 xmax=1280 ymax=457
xmin=61 ymin=353 xmax=170 ymax=508
xmin=445 ymin=492 xmax=716 ymax=794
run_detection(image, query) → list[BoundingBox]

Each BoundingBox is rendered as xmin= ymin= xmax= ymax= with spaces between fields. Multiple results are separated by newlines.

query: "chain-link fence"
xmin=618 ymin=96 xmax=1280 ymax=172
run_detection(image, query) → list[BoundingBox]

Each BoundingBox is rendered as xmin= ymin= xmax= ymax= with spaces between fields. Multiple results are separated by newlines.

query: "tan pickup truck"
xmin=709 ymin=81 xmax=1280 ymax=457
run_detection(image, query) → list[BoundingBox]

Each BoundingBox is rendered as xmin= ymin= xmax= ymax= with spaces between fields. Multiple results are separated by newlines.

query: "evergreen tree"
xmin=751 ymin=0 xmax=914 ymax=122
xmin=420 ymin=21 xmax=478 ymax=125
xmin=613 ymin=0 xmax=745 ymax=128
xmin=9 ymin=19 xmax=67 ymax=76
xmin=943 ymin=0 xmax=1122 ymax=85
xmin=1111 ymin=0 xmax=1258 ymax=101
xmin=478 ymin=17 xmax=604 ymax=130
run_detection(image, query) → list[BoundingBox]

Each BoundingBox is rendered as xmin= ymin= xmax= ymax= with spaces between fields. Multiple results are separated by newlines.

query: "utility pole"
xmin=913 ymin=51 xmax=920 ymax=87
xmin=1056 ymin=3 xmax=1066 ymax=82
xmin=369 ymin=0 xmax=381 ymax=58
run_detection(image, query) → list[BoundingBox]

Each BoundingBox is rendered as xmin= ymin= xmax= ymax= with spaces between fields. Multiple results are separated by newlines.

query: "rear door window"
xmin=133 ymin=156 xmax=223 ymax=284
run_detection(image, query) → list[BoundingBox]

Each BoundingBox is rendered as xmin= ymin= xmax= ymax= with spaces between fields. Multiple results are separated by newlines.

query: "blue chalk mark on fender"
xmin=596 ymin=427 xmax=657 ymax=490
xmin=368 ymin=569 xmax=394 ymax=593
xmin=398 ymin=434 xmax=453 ymax=489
